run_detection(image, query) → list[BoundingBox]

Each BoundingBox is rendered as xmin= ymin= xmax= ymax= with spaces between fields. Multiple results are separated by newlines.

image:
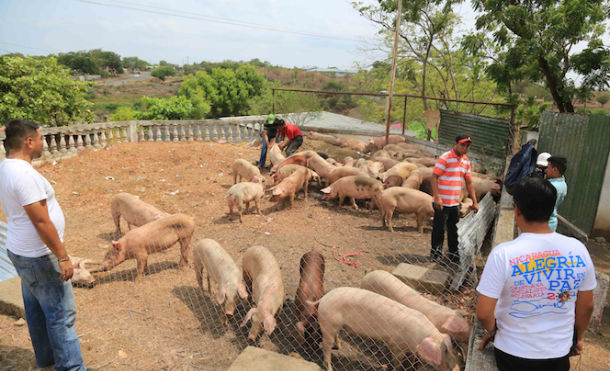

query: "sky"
xmin=0 ymin=0 xmax=481 ymax=70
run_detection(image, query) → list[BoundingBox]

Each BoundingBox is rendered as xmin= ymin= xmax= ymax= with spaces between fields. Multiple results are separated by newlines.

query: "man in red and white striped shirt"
xmin=430 ymin=134 xmax=479 ymax=264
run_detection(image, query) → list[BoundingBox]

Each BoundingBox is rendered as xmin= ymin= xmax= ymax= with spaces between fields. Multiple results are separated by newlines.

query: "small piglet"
xmin=241 ymin=246 xmax=285 ymax=341
xmin=377 ymin=187 xmax=434 ymax=233
xmin=111 ymin=192 xmax=168 ymax=234
xmin=226 ymin=178 xmax=265 ymax=223
xmin=360 ymin=270 xmax=471 ymax=342
xmin=192 ymin=239 xmax=248 ymax=326
xmin=317 ymin=287 xmax=459 ymax=371
xmin=232 ymin=158 xmax=262 ymax=184
xmin=101 ymin=213 xmax=195 ymax=282
xmin=295 ymin=250 xmax=325 ymax=345
xmin=321 ymin=175 xmax=383 ymax=210
xmin=70 ymin=256 xmax=100 ymax=287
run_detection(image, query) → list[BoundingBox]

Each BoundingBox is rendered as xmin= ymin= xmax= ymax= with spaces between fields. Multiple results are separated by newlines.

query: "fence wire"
xmin=5 ymin=127 xmax=502 ymax=371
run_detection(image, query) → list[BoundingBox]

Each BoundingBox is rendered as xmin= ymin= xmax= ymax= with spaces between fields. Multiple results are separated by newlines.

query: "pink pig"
xmin=241 ymin=246 xmax=285 ymax=342
xmin=317 ymin=287 xmax=459 ymax=371
xmin=192 ymin=239 xmax=248 ymax=326
xmin=110 ymin=192 xmax=168 ymax=234
xmin=101 ymin=213 xmax=195 ymax=282
xmin=360 ymin=270 xmax=471 ymax=343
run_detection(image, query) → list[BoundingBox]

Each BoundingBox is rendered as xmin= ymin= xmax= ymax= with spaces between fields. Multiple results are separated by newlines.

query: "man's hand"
xmin=58 ymin=259 xmax=74 ymax=281
xmin=434 ymin=195 xmax=443 ymax=211
xmin=472 ymin=202 xmax=479 ymax=213
xmin=569 ymin=338 xmax=584 ymax=356
xmin=477 ymin=332 xmax=494 ymax=351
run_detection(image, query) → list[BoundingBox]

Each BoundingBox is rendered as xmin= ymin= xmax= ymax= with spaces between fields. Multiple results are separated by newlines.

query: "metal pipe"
xmin=271 ymin=87 xmax=515 ymax=107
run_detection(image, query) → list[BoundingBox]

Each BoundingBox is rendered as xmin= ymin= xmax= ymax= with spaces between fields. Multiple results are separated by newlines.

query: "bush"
xmin=151 ymin=66 xmax=176 ymax=81
xmin=137 ymin=96 xmax=193 ymax=120
xmin=596 ymin=92 xmax=609 ymax=106
xmin=110 ymin=106 xmax=138 ymax=121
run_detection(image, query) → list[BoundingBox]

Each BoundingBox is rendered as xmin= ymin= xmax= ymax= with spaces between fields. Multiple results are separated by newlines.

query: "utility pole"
xmin=384 ymin=0 xmax=402 ymax=144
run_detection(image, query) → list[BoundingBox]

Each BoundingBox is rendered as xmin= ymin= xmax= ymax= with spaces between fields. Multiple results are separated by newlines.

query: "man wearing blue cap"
xmin=258 ymin=114 xmax=279 ymax=169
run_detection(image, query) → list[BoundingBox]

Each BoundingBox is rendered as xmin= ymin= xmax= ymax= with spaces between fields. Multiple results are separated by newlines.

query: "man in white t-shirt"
xmin=476 ymin=176 xmax=596 ymax=370
xmin=0 ymin=119 xmax=87 ymax=371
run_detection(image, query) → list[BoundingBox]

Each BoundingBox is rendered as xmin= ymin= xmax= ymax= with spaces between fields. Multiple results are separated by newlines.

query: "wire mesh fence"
xmin=2 ymin=126 xmax=502 ymax=370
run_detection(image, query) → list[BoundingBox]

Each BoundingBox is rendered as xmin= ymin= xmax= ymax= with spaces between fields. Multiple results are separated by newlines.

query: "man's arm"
xmin=23 ymin=200 xmax=73 ymax=281
xmin=476 ymin=293 xmax=498 ymax=350
xmin=465 ymin=177 xmax=479 ymax=212
xmin=431 ymin=174 xmax=442 ymax=210
xmin=571 ymin=290 xmax=594 ymax=355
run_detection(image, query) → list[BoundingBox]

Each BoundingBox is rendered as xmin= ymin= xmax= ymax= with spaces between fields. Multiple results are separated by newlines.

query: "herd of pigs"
xmin=68 ymin=133 xmax=503 ymax=370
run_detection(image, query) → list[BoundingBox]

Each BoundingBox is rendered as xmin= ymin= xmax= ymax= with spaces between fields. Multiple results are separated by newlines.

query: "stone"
xmin=0 ymin=276 xmax=25 ymax=319
xmin=227 ymin=346 xmax=323 ymax=371
xmin=392 ymin=263 xmax=450 ymax=295
xmin=14 ymin=318 xmax=25 ymax=326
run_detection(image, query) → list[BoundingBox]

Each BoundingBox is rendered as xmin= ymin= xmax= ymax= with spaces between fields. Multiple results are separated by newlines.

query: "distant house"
xmin=302 ymin=66 xmax=356 ymax=77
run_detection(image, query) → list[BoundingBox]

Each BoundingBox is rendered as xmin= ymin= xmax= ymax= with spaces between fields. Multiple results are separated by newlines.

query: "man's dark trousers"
xmin=430 ymin=205 xmax=460 ymax=261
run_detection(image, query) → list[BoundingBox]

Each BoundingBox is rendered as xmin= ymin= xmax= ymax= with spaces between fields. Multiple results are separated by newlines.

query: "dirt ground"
xmin=0 ymin=138 xmax=608 ymax=371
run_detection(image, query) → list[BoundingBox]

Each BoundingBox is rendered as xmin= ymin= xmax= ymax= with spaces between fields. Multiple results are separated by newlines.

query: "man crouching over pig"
xmin=102 ymin=213 xmax=195 ymax=282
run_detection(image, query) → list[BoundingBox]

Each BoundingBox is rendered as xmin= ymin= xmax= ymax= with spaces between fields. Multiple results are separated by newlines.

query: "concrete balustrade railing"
xmin=0 ymin=116 xmax=268 ymax=164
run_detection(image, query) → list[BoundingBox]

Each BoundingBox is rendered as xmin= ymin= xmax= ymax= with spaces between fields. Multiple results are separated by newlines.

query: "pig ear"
xmin=442 ymin=316 xmax=468 ymax=333
xmin=263 ymin=315 xmax=277 ymax=335
xmin=237 ymin=283 xmax=248 ymax=299
xmin=240 ymin=308 xmax=257 ymax=328
xmin=442 ymin=334 xmax=453 ymax=352
xmin=272 ymin=188 xmax=283 ymax=196
xmin=111 ymin=241 xmax=121 ymax=249
xmin=416 ymin=336 xmax=442 ymax=367
xmin=321 ymin=186 xmax=331 ymax=194
xmin=216 ymin=286 xmax=226 ymax=305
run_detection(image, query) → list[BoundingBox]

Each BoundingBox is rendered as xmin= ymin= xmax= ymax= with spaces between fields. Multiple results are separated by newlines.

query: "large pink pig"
xmin=241 ymin=246 xmax=285 ymax=342
xmin=306 ymin=153 xmax=337 ymax=182
xmin=192 ymin=239 xmax=248 ymax=326
xmin=317 ymin=287 xmax=459 ymax=371
xmin=268 ymin=165 xmax=313 ymax=209
xmin=360 ymin=270 xmax=471 ymax=343
xmin=295 ymin=250 xmax=325 ymax=346
xmin=377 ymin=187 xmax=434 ymax=233
xmin=110 ymin=192 xmax=168 ymax=234
xmin=101 ymin=213 xmax=195 ymax=282
xmin=321 ymin=175 xmax=383 ymax=210
xmin=326 ymin=166 xmax=366 ymax=185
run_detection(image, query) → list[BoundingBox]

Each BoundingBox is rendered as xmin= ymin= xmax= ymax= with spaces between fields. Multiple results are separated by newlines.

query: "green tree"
xmin=472 ymin=0 xmax=608 ymax=112
xmin=355 ymin=0 xmax=461 ymax=110
xmin=137 ymin=96 xmax=193 ymax=120
xmin=596 ymin=92 xmax=609 ymax=106
xmin=122 ymin=56 xmax=149 ymax=71
xmin=0 ymin=56 xmax=93 ymax=126
xmin=179 ymin=65 xmax=265 ymax=118
xmin=151 ymin=65 xmax=176 ymax=81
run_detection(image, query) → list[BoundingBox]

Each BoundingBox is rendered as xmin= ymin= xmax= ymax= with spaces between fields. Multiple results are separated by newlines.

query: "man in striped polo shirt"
xmin=430 ymin=134 xmax=479 ymax=264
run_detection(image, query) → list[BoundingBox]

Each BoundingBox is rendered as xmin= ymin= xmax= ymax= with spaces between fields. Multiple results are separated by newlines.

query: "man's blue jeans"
xmin=7 ymin=250 xmax=86 ymax=371
xmin=258 ymin=133 xmax=276 ymax=168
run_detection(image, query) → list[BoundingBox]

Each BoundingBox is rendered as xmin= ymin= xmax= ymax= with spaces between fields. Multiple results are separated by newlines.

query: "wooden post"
xmin=384 ymin=0 xmax=402 ymax=144
xmin=402 ymin=96 xmax=407 ymax=136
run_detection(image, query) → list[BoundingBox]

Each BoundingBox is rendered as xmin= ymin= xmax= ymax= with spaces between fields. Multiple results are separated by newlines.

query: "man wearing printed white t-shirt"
xmin=0 ymin=119 xmax=87 ymax=371
xmin=476 ymin=176 xmax=596 ymax=370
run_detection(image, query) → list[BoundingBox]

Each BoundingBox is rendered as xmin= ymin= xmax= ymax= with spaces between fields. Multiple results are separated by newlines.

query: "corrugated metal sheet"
xmin=0 ymin=221 xmax=18 ymax=282
xmin=438 ymin=110 xmax=511 ymax=158
xmin=538 ymin=112 xmax=610 ymax=235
